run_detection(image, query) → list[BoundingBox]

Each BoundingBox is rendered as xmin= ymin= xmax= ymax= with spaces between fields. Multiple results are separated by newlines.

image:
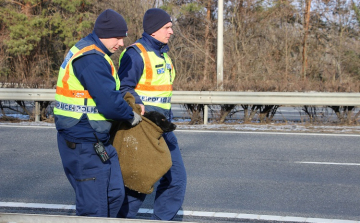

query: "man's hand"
xmin=139 ymin=104 xmax=145 ymax=115
xmin=127 ymin=111 xmax=142 ymax=126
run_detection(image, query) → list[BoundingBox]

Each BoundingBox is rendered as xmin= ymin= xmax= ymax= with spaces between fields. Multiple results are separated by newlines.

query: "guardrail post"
xmin=35 ymin=101 xmax=40 ymax=122
xmin=204 ymin=105 xmax=208 ymax=125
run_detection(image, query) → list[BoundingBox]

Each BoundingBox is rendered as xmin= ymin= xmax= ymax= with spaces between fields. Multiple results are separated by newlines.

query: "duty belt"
xmin=56 ymin=101 xmax=99 ymax=114
xmin=139 ymin=96 xmax=171 ymax=103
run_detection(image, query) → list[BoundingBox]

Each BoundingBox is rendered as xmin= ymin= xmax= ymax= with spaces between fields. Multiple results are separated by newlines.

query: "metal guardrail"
xmin=1 ymin=88 xmax=360 ymax=106
xmin=0 ymin=88 xmax=56 ymax=101
xmin=1 ymin=88 xmax=360 ymax=124
xmin=172 ymin=91 xmax=360 ymax=106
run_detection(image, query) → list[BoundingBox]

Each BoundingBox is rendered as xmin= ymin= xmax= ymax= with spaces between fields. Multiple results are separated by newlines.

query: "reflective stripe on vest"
xmin=56 ymin=86 xmax=92 ymax=99
xmin=120 ymin=42 xmax=175 ymax=109
xmin=56 ymin=101 xmax=99 ymax=114
xmin=139 ymin=96 xmax=172 ymax=104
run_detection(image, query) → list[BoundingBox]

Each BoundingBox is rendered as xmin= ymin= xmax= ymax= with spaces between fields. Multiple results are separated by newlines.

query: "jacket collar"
xmin=141 ymin=32 xmax=169 ymax=54
xmin=85 ymin=32 xmax=113 ymax=56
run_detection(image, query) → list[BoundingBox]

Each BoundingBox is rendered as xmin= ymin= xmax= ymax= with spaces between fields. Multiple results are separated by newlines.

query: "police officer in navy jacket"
xmin=54 ymin=9 xmax=141 ymax=217
xmin=117 ymin=8 xmax=187 ymax=221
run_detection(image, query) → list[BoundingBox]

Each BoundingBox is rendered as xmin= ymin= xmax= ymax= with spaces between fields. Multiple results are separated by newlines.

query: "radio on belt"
xmin=93 ymin=132 xmax=109 ymax=163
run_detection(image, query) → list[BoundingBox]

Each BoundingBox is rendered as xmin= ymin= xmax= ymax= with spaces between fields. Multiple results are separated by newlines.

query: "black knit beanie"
xmin=143 ymin=8 xmax=172 ymax=35
xmin=94 ymin=9 xmax=128 ymax=38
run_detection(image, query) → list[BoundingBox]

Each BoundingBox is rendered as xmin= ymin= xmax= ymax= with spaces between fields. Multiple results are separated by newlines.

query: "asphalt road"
xmin=0 ymin=125 xmax=360 ymax=222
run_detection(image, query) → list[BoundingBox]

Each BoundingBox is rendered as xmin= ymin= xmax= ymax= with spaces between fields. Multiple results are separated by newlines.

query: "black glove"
xmin=127 ymin=111 xmax=142 ymax=126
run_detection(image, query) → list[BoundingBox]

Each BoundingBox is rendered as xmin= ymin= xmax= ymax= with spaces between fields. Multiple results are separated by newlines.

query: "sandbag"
xmin=110 ymin=92 xmax=172 ymax=194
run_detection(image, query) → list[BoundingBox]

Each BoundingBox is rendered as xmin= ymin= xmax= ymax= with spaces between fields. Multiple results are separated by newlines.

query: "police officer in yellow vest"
xmin=54 ymin=9 xmax=141 ymax=218
xmin=117 ymin=8 xmax=187 ymax=221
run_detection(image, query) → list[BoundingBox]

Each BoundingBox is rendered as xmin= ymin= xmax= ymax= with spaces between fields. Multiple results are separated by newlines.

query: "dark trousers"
xmin=118 ymin=131 xmax=187 ymax=220
xmin=57 ymin=133 xmax=125 ymax=217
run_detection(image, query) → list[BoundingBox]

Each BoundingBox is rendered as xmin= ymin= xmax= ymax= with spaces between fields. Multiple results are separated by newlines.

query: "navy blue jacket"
xmin=118 ymin=32 xmax=173 ymax=119
xmin=56 ymin=32 xmax=134 ymax=143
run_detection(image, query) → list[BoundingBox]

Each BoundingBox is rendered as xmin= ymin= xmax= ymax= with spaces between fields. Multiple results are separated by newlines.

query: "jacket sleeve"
xmin=118 ymin=47 xmax=144 ymax=105
xmin=72 ymin=54 xmax=134 ymax=121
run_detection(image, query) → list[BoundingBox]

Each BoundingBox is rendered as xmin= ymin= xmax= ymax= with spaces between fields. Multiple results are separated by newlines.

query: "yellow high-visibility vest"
xmin=54 ymin=40 xmax=120 ymax=132
xmin=120 ymin=41 xmax=175 ymax=110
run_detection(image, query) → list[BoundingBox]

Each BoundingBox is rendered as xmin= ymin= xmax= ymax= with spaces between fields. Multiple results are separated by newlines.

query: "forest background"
xmin=0 ymin=0 xmax=360 ymax=124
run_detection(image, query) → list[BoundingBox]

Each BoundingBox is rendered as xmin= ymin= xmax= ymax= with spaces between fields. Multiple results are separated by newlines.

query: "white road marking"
xmin=296 ymin=161 xmax=360 ymax=166
xmin=175 ymin=129 xmax=360 ymax=137
xmin=0 ymin=202 xmax=358 ymax=223
xmin=0 ymin=124 xmax=54 ymax=128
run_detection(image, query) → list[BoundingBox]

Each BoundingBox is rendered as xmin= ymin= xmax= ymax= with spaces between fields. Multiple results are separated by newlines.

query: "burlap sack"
xmin=110 ymin=92 xmax=172 ymax=194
